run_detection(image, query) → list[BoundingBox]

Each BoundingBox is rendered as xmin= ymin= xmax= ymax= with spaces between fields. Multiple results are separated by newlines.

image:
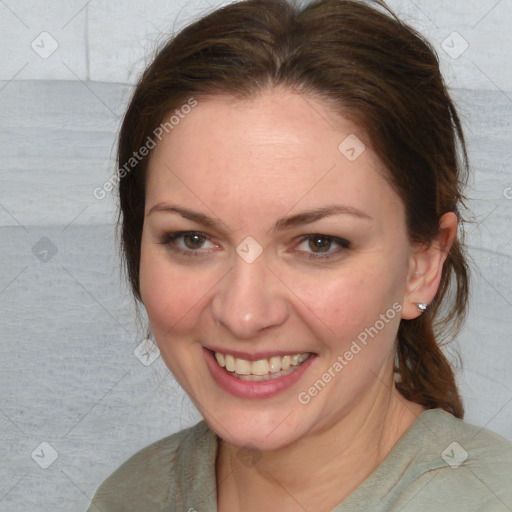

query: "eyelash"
xmin=158 ymin=231 xmax=351 ymax=261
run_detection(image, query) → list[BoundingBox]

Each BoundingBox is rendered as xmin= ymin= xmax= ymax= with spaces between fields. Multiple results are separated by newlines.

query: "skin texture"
xmin=139 ymin=87 xmax=457 ymax=511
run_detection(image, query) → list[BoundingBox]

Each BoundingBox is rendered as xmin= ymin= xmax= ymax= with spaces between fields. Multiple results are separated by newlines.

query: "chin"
xmin=201 ymin=403 xmax=314 ymax=452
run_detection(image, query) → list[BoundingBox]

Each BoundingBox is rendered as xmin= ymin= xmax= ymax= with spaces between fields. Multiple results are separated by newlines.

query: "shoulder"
xmin=396 ymin=409 xmax=512 ymax=511
xmin=86 ymin=420 xmax=217 ymax=512
xmin=418 ymin=408 xmax=512 ymax=468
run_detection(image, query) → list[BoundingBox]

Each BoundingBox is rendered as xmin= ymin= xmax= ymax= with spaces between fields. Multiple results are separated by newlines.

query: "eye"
xmin=158 ymin=231 xmax=217 ymax=257
xmin=294 ymin=234 xmax=350 ymax=260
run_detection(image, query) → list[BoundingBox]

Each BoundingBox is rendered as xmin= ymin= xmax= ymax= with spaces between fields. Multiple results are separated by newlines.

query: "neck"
xmin=216 ymin=371 xmax=426 ymax=512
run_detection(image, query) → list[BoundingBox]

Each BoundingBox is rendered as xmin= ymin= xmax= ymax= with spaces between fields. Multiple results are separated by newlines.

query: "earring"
xmin=415 ymin=302 xmax=428 ymax=314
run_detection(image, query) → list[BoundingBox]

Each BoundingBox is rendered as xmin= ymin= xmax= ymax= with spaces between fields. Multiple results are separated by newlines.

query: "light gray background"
xmin=0 ymin=1 xmax=511 ymax=511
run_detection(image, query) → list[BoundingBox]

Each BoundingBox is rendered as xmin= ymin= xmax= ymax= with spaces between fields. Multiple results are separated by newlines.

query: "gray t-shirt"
xmin=86 ymin=408 xmax=512 ymax=511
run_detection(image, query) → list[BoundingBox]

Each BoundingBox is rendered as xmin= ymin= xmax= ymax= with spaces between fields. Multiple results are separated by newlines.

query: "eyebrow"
xmin=147 ymin=203 xmax=372 ymax=231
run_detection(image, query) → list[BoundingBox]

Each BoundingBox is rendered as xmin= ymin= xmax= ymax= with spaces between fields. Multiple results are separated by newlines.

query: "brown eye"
xmin=183 ymin=233 xmax=207 ymax=249
xmin=159 ymin=231 xmax=217 ymax=258
xmin=294 ymin=234 xmax=351 ymax=260
xmin=308 ymin=235 xmax=332 ymax=253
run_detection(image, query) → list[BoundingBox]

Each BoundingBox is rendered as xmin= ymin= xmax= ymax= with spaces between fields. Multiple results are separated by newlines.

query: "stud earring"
xmin=415 ymin=302 xmax=428 ymax=314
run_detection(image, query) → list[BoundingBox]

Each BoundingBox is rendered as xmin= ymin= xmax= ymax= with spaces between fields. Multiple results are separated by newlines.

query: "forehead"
xmin=144 ymin=88 xmax=402 ymax=228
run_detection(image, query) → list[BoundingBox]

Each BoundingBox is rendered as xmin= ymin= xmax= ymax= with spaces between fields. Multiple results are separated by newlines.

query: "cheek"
xmin=286 ymin=264 xmax=394 ymax=333
xmin=300 ymin=275 xmax=367 ymax=333
xmin=139 ymin=246 xmax=208 ymax=336
xmin=138 ymin=249 xmax=215 ymax=388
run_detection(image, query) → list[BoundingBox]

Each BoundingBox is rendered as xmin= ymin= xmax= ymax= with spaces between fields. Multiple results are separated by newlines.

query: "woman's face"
xmin=139 ymin=88 xmax=416 ymax=450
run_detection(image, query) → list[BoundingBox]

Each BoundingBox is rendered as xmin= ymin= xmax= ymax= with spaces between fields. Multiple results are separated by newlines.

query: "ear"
xmin=401 ymin=212 xmax=458 ymax=320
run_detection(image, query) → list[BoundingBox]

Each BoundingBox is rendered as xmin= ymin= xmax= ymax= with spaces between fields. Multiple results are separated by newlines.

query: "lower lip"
xmin=204 ymin=348 xmax=316 ymax=399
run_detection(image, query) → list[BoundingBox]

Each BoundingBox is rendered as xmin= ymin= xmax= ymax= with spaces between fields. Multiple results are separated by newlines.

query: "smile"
xmin=214 ymin=351 xmax=310 ymax=381
xmin=204 ymin=348 xmax=317 ymax=399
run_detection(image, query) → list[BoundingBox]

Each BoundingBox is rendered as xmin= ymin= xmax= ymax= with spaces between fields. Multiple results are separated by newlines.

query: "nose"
xmin=211 ymin=255 xmax=289 ymax=339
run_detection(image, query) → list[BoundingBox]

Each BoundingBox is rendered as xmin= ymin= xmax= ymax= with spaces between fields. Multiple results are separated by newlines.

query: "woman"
xmin=87 ymin=0 xmax=512 ymax=510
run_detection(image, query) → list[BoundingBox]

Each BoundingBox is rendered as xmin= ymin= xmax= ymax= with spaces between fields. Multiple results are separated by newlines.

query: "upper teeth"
xmin=214 ymin=352 xmax=310 ymax=376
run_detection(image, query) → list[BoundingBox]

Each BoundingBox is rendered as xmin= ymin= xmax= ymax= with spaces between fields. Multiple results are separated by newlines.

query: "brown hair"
xmin=116 ymin=0 xmax=470 ymax=418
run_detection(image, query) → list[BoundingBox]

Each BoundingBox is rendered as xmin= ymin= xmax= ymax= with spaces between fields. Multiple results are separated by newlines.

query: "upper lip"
xmin=204 ymin=345 xmax=314 ymax=361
